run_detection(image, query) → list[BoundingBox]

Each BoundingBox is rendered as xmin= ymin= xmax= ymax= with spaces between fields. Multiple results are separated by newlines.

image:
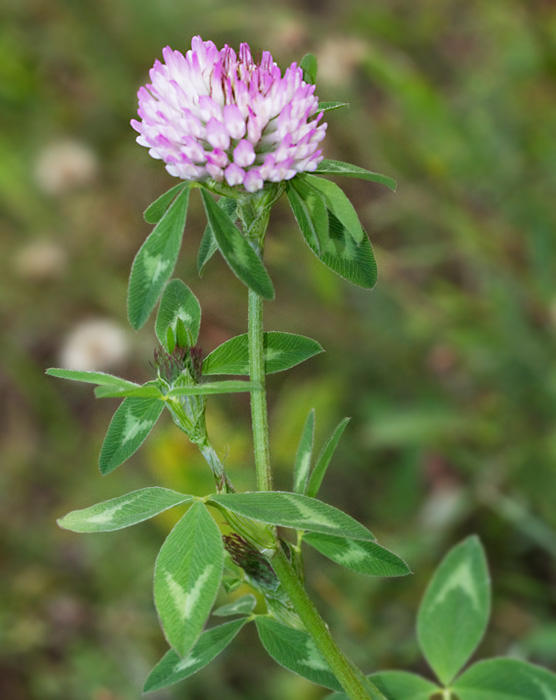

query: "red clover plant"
xmin=49 ymin=38 xmax=556 ymax=700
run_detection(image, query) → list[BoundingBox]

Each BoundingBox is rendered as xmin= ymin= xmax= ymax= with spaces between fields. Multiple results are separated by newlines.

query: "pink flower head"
xmin=131 ymin=37 xmax=327 ymax=193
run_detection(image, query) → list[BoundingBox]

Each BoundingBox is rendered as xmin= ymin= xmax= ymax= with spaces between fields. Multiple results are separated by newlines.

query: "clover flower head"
xmin=131 ymin=36 xmax=327 ymax=193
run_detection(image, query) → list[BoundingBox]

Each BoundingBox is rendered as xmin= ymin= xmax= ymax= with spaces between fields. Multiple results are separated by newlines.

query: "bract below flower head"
xmin=131 ymin=36 xmax=327 ymax=193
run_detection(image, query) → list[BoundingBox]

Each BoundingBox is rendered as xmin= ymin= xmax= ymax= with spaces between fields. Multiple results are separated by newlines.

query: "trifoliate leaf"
xmin=46 ymin=368 xmax=139 ymax=391
xmin=329 ymin=671 xmax=440 ymax=700
xmin=300 ymin=53 xmax=318 ymax=85
xmin=318 ymin=101 xmax=350 ymax=113
xmin=154 ymin=501 xmax=224 ymax=657
xmin=303 ymin=532 xmax=410 ymax=577
xmin=166 ymin=380 xmax=260 ymax=398
xmin=200 ymin=189 xmax=274 ymax=300
xmin=304 ymin=174 xmax=365 ymax=243
xmin=293 ymin=408 xmax=315 ymax=495
xmin=417 ymin=536 xmax=490 ymax=685
xmin=198 ymin=197 xmax=237 ymax=274
xmin=453 ymin=658 xmax=556 ymax=700
xmin=287 ymin=179 xmax=377 ymax=289
xmin=313 ymin=160 xmax=397 ymax=191
xmin=255 ymin=617 xmax=342 ymax=691
xmin=58 ymin=487 xmax=193 ymax=533
xmin=128 ymin=186 xmax=190 ymax=330
xmin=306 ymin=417 xmax=350 ymax=498
xmin=98 ymin=397 xmax=164 ymax=475
xmin=209 ymin=492 xmax=375 ymax=541
xmin=287 ymin=176 xmax=331 ymax=253
xmin=203 ymin=332 xmax=323 ymax=376
xmin=94 ymin=382 xmax=163 ymax=399
xmin=144 ymin=182 xmax=188 ymax=224
xmin=144 ymin=618 xmax=248 ymax=692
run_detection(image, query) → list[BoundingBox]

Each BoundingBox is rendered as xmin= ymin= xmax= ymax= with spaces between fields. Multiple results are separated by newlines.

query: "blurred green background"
xmin=2 ymin=0 xmax=556 ymax=698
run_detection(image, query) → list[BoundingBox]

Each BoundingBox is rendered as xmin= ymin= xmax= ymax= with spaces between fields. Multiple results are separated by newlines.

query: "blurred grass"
xmin=2 ymin=0 xmax=556 ymax=698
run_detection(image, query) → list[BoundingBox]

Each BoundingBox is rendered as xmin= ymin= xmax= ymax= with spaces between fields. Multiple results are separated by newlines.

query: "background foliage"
xmin=2 ymin=0 xmax=555 ymax=698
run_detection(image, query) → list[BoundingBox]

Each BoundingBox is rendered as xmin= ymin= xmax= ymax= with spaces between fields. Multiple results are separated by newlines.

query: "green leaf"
xmin=313 ymin=160 xmax=397 ymax=191
xmin=198 ymin=196 xmax=237 ymax=274
xmin=255 ymin=617 xmax=342 ymax=691
xmin=304 ymin=174 xmax=365 ymax=243
xmin=369 ymin=671 xmax=440 ymax=700
xmin=203 ymin=332 xmax=323 ymax=376
xmin=333 ymin=209 xmax=377 ymax=287
xmin=318 ymin=101 xmax=349 ymax=113
xmin=300 ymin=53 xmax=318 ymax=85
xmin=328 ymin=671 xmax=440 ymax=700
xmin=144 ymin=182 xmax=188 ymax=224
xmin=416 ymin=536 xmax=490 ymax=685
xmin=98 ymin=397 xmax=164 ymax=475
xmin=128 ymin=186 xmax=190 ymax=330
xmin=154 ymin=501 xmax=224 ymax=657
xmin=209 ymin=492 xmax=375 ymax=541
xmin=287 ymin=176 xmax=331 ymax=254
xmin=306 ymin=417 xmax=350 ymax=498
xmin=212 ymin=594 xmax=257 ymax=617
xmin=94 ymin=382 xmax=163 ymax=399
xmin=200 ymin=189 xmax=274 ymax=300
xmin=57 ymin=487 xmax=193 ymax=533
xmin=221 ymin=575 xmax=242 ymax=594
xmin=166 ymin=380 xmax=260 ymax=398
xmin=453 ymin=658 xmax=556 ymax=700
xmin=293 ymin=409 xmax=315 ymax=494
xmin=303 ymin=532 xmax=410 ymax=577
xmin=288 ymin=180 xmax=377 ymax=289
xmin=155 ymin=279 xmax=201 ymax=349
xmin=144 ymin=618 xmax=248 ymax=692
xmin=46 ymin=368 xmax=139 ymax=391
xmin=328 ymin=683 xmax=388 ymax=700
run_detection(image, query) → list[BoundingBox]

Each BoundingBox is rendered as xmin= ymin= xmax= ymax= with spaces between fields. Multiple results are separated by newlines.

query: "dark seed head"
xmin=223 ymin=533 xmax=277 ymax=589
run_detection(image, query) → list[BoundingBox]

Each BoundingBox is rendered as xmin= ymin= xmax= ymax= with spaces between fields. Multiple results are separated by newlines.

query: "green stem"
xmin=248 ymin=287 xmax=273 ymax=492
xmin=271 ymin=549 xmax=383 ymax=700
xmin=167 ymin=398 xmax=234 ymax=494
xmin=197 ymin=440 xmax=234 ymax=494
xmin=247 ymin=283 xmax=382 ymax=700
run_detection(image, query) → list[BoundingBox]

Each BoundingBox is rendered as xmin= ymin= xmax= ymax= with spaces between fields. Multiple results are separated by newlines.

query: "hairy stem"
xmin=247 ymin=281 xmax=382 ymax=700
xmin=197 ymin=440 xmax=234 ymax=494
xmin=167 ymin=399 xmax=234 ymax=494
xmin=272 ymin=549 xmax=384 ymax=700
xmin=248 ymin=288 xmax=273 ymax=492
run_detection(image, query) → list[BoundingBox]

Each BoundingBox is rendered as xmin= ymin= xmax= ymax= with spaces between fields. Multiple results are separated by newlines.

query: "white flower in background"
xmin=60 ymin=319 xmax=129 ymax=371
xmin=14 ymin=240 xmax=67 ymax=281
xmin=317 ymin=37 xmax=368 ymax=85
xmin=34 ymin=140 xmax=98 ymax=196
xmin=420 ymin=487 xmax=466 ymax=531
xmin=265 ymin=20 xmax=307 ymax=53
